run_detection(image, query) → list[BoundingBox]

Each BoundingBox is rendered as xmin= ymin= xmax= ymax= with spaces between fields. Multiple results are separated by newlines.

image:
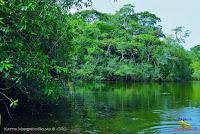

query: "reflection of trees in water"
xmin=4 ymin=82 xmax=193 ymax=129
xmin=78 ymin=83 xmax=162 ymax=111
xmin=70 ymin=82 xmax=163 ymax=122
xmin=73 ymin=82 xmax=197 ymax=116
xmin=191 ymin=82 xmax=200 ymax=104
xmin=58 ymin=93 xmax=88 ymax=121
xmin=1 ymin=82 xmax=199 ymax=134
xmin=70 ymin=82 xmax=199 ymax=134
xmin=161 ymin=82 xmax=193 ymax=108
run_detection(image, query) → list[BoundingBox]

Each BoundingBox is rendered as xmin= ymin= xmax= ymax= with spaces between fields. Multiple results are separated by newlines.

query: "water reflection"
xmin=1 ymin=82 xmax=200 ymax=134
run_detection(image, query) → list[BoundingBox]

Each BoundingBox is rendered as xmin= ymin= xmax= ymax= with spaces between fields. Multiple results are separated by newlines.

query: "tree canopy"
xmin=0 ymin=1 xmax=199 ymax=107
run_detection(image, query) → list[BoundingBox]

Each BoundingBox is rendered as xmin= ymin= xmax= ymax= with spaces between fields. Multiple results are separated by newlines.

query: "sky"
xmin=85 ymin=0 xmax=200 ymax=49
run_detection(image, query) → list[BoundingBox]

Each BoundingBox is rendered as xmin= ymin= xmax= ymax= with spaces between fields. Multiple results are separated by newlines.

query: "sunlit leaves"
xmin=0 ymin=0 xmax=4 ymax=5
xmin=0 ymin=18 xmax=4 ymax=24
xmin=44 ymin=88 xmax=53 ymax=96
xmin=0 ymin=0 xmax=85 ymax=104
xmin=0 ymin=0 xmax=196 ymax=111
xmin=190 ymin=46 xmax=200 ymax=80
xmin=10 ymin=99 xmax=19 ymax=108
xmin=55 ymin=66 xmax=68 ymax=74
xmin=0 ymin=61 xmax=13 ymax=72
xmin=70 ymin=4 xmax=192 ymax=81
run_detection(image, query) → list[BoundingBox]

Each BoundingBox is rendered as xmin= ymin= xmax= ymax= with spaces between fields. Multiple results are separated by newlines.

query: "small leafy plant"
xmin=10 ymin=99 xmax=19 ymax=108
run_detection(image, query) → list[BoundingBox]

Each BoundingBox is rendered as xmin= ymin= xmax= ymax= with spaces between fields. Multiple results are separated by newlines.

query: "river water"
xmin=1 ymin=82 xmax=200 ymax=134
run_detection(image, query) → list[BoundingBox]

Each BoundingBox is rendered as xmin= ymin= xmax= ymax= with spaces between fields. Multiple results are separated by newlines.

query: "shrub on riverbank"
xmin=0 ymin=1 xmax=198 ymax=108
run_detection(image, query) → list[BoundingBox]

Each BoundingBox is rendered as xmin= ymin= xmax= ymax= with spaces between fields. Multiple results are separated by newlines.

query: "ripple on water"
xmin=139 ymin=122 xmax=188 ymax=134
xmin=139 ymin=107 xmax=200 ymax=134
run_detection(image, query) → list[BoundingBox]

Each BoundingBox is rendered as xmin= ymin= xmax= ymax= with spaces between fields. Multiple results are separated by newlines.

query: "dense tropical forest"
xmin=0 ymin=0 xmax=200 ymax=108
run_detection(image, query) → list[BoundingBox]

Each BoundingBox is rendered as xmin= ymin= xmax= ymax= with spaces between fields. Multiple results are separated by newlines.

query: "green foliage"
xmin=70 ymin=5 xmax=192 ymax=81
xmin=0 ymin=60 xmax=13 ymax=78
xmin=172 ymin=26 xmax=191 ymax=43
xmin=190 ymin=45 xmax=200 ymax=80
xmin=0 ymin=1 xmax=197 ymax=108
xmin=191 ymin=62 xmax=200 ymax=80
xmin=0 ymin=0 xmax=90 ymax=104
xmin=55 ymin=66 xmax=68 ymax=74
xmin=10 ymin=99 xmax=19 ymax=108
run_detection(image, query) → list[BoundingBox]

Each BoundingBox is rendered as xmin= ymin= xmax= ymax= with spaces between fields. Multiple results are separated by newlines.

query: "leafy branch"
xmin=0 ymin=92 xmax=19 ymax=108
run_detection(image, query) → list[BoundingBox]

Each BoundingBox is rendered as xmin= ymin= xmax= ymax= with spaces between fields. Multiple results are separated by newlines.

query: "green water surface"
xmin=1 ymin=82 xmax=200 ymax=134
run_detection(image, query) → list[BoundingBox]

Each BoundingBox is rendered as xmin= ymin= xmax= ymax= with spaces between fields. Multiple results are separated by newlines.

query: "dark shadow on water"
xmin=1 ymin=81 xmax=200 ymax=134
